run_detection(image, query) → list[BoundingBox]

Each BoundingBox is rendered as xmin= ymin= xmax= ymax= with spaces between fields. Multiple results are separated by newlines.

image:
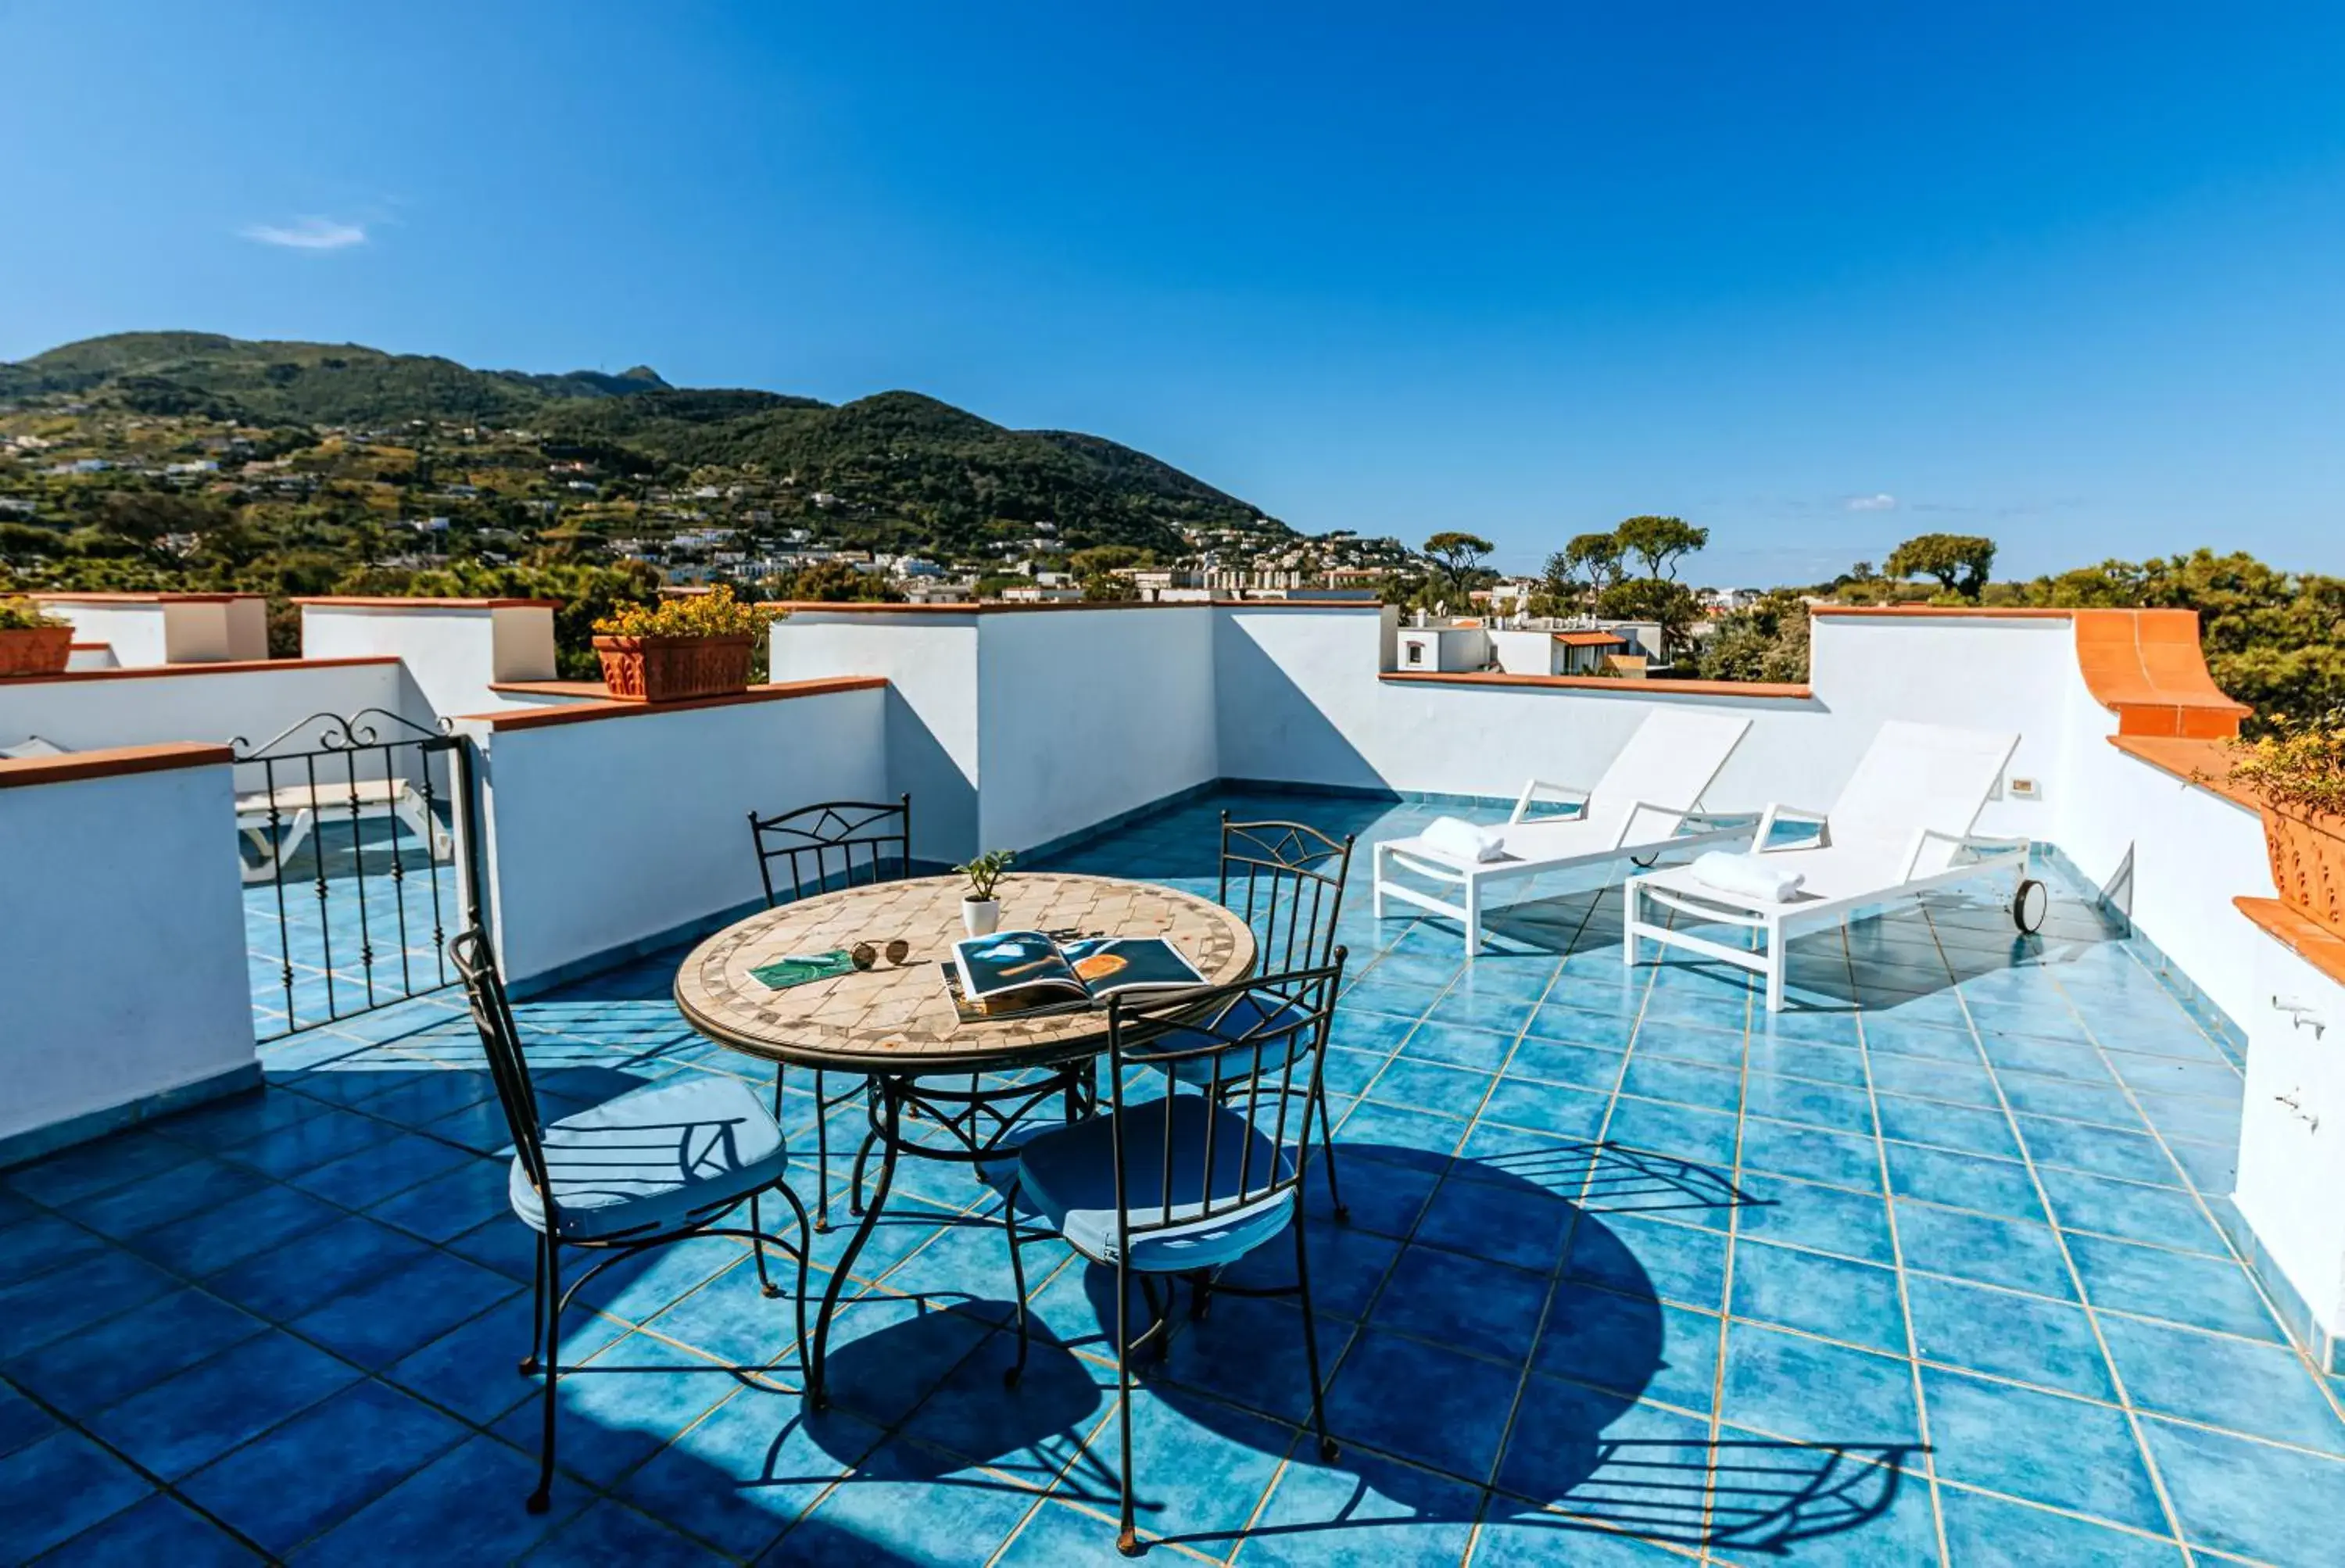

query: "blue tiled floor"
xmin=9 ymin=787 xmax=2340 ymax=1564
xmin=243 ymin=817 xmax=463 ymax=1040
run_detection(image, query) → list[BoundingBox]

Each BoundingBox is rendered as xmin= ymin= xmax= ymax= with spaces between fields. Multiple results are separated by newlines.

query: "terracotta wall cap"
xmin=0 ymin=655 xmax=399 ymax=686
xmin=1380 ymin=670 xmax=1814 ymax=700
xmin=460 ymin=675 xmax=887 ymax=731
xmin=293 ymin=596 xmax=561 ymax=610
xmin=0 ymin=741 xmax=233 ymax=789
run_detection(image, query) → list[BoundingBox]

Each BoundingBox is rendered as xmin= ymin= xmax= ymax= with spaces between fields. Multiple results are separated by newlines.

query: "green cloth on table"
xmin=750 ymin=950 xmax=858 ymax=990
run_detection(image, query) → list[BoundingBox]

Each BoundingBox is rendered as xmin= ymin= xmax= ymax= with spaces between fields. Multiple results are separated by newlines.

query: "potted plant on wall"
xmin=956 ymin=849 xmax=1015 ymax=936
xmin=591 ymin=587 xmax=761 ymax=703
xmin=0 ymin=596 xmax=71 ymax=677
xmin=2227 ymin=707 xmax=2345 ymax=935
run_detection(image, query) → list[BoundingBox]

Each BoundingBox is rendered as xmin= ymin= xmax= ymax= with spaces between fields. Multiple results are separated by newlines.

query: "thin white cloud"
xmin=1845 ymin=492 xmax=1898 ymax=512
xmin=241 ymin=216 xmax=369 ymax=251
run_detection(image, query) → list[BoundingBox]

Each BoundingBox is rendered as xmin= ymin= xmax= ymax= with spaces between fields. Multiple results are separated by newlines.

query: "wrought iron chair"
xmin=1172 ymin=814 xmax=1355 ymax=1221
xmin=449 ymin=928 xmax=812 ymax=1513
xmin=1000 ymin=957 xmax=1348 ymax=1557
xmin=746 ymin=794 xmax=912 ymax=1229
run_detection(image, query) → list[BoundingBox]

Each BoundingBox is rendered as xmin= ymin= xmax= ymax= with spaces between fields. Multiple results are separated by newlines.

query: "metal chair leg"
xmin=528 ymin=1240 xmax=561 ymax=1513
xmin=1001 ymin=1181 xmax=1031 ymax=1388
xmin=771 ymin=1180 xmax=814 ymax=1380
xmin=749 ymin=1194 xmax=782 ymax=1298
xmin=518 ymin=1230 xmax=546 ymax=1375
xmin=811 ymin=1067 xmax=834 ymax=1232
xmin=1115 ymin=1257 xmax=1143 ymax=1558
xmin=1312 ymin=1074 xmax=1349 ymax=1224
xmin=1293 ymin=1209 xmax=1339 ymax=1463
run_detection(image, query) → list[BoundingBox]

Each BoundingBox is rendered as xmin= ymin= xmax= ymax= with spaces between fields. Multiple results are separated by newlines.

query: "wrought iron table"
xmin=674 ymin=872 xmax=1256 ymax=1406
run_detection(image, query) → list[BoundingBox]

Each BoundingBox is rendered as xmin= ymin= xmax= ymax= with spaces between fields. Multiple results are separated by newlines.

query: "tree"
xmin=1597 ymin=577 xmax=1702 ymax=659
xmin=1886 ymin=533 xmax=1996 ymax=600
xmin=762 ymin=558 xmax=901 ymax=605
xmin=1547 ymin=531 xmax=1626 ymax=605
xmin=1081 ymin=569 xmax=1139 ymax=603
xmin=1696 ymin=589 xmax=1812 ymax=683
xmin=1069 ymin=544 xmax=1149 ymax=577
xmin=1422 ymin=531 xmax=1495 ymax=598
xmin=1612 ymin=516 xmax=1710 ymax=581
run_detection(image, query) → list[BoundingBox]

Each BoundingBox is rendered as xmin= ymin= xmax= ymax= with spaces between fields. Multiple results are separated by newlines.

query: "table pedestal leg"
xmin=807 ymin=1077 xmax=901 ymax=1411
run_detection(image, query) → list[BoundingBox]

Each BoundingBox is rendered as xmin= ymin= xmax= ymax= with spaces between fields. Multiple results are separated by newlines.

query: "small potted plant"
xmin=591 ymin=586 xmax=762 ymax=703
xmin=956 ymin=849 xmax=1015 ymax=936
xmin=0 ymin=596 xmax=71 ymax=678
xmin=2226 ymin=707 xmax=2345 ymax=935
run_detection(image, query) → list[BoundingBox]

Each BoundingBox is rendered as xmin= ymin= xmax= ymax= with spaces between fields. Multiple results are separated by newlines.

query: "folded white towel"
xmin=1422 ymin=815 xmax=1506 ymax=864
xmin=1690 ymin=850 xmax=1805 ymax=903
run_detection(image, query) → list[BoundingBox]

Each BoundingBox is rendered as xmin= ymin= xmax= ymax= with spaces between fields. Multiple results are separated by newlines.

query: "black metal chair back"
xmin=1219 ymin=814 xmax=1353 ymax=976
xmin=749 ymin=794 xmax=912 ymax=908
xmin=449 ymin=926 xmax=552 ymax=1210
xmin=1104 ymin=954 xmax=1347 ymax=1252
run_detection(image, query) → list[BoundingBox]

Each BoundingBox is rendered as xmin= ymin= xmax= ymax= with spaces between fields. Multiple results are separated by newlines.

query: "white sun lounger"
xmin=1622 ymin=720 xmax=2043 ymax=1011
xmin=1372 ymin=711 xmax=1755 ymax=957
xmin=234 ymin=777 xmax=453 ymax=884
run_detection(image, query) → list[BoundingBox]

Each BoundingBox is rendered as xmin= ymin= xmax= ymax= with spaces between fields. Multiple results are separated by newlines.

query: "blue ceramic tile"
xmin=2065 ymin=1233 xmax=2280 ymax=1341
xmin=1920 ymin=1366 xmax=2165 ymax=1531
xmin=525 ymin=1499 xmax=729 ymax=1566
xmin=1334 ymin=1098 xmax=1472 ymax=1162
xmin=1872 ymin=1094 xmax=2020 ymax=1159
xmin=1370 ymin=1244 xmax=1550 ymax=1362
xmin=59 ymin=1156 xmax=270 ymax=1240
xmin=1619 ymin=1055 xmax=1743 ymax=1114
xmin=1401 ymin=1022 xmax=1518 ymax=1072
xmin=2097 ymin=1313 xmax=2345 ymax=1454
xmin=2127 ymin=1087 xmax=2248 ymax=1145
xmin=1324 ymin=1327 xmax=1522 ymax=1480
xmin=1601 ymin=1097 xmax=1738 ymax=1166
xmin=1731 ymin=1173 xmax=1894 ymax=1265
xmin=1731 ymin=1240 xmax=1907 ymax=1355
xmin=1496 ymin=1376 xmax=1713 ymax=1526
xmin=1424 ymin=985 xmax=1541 ymax=1036
xmin=1904 ymin=1273 xmax=2115 ymax=1400
xmin=1880 ymin=1142 xmax=2046 ymax=1224
xmin=1934 ymin=1486 xmax=2183 ymax=1566
xmin=0 ymin=1430 xmax=153 ymax=1562
xmin=0 ymin=1213 xmax=113 ymax=1290
xmin=1472 ymin=1516 xmax=1697 ymax=1563
xmin=2161 ymin=1137 xmax=2237 ymax=1197
xmin=179 ymin=1377 xmax=469 ymax=1555
xmin=1892 ymin=1200 xmax=2076 ymax=1301
xmin=1860 ymin=1016 xmax=1980 ymax=1062
xmin=1236 ymin=1443 xmax=1480 ymax=1566
xmin=205 ymin=1212 xmax=434 ymax=1321
xmin=620 ymin=1387 xmax=878 ymax=1559
xmin=219 ymin=1104 xmax=399 ymax=1179
xmin=2013 ymin=1115 xmax=2181 ymax=1186
xmin=1072 ymin=1382 xmax=1296 ymax=1546
xmin=84 ymin=1333 xmax=359 ymax=1484
xmin=1410 ymin=1180 xmax=1573 ymax=1273
xmin=1535 ymin=1284 xmax=1718 ymax=1412
xmin=1502 ymin=1036 xmax=1625 ymax=1091
xmin=5 ymin=1286 xmax=266 ymax=1418
xmin=1735 ymin=1074 xmax=1874 ymax=1137
xmin=1735 ymin=1117 xmax=1882 ymax=1194
xmin=296 ymin=1434 xmax=588 ymax=1563
xmin=1523 ymin=1003 xmax=1638 ymax=1049
xmin=1993 ymin=1072 xmax=2145 ymax=1128
xmin=4 ymin=1129 xmax=201 ymax=1208
xmin=0 ymin=1244 xmax=182 ymax=1359
xmin=290 ymin=1246 xmax=521 ymax=1369
xmin=493 ymin=1332 xmax=747 ymax=1489
xmin=1979 ymin=1032 xmax=2114 ymax=1084
xmin=2036 ymin=1167 xmax=2225 ymax=1255
xmin=1704 ymin=1445 xmax=1938 ymax=1566
xmin=290 ymin=1129 xmax=476 ymax=1209
xmin=1365 ymin=1058 xmax=1496 ymax=1119
xmin=0 ymin=1382 xmax=58 ymax=1460
xmin=1718 ymin=1322 xmax=1917 ymax=1447
xmin=1570 ymin=1213 xmax=1728 ymax=1312
xmin=31 ymin=1491 xmax=262 ymax=1567
xmin=1631 ymin=1017 xmax=1747 ymax=1069
xmin=2139 ymin=1414 xmax=2345 ymax=1566
xmin=1862 ymin=1051 xmax=2000 ymax=1107
xmin=1473 ymin=1078 xmax=1609 ymax=1141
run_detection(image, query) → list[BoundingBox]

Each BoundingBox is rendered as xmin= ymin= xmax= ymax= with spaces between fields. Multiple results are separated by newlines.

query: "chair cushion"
xmin=1155 ymin=993 xmax=1318 ymax=1089
xmin=1015 ymin=1094 xmax=1296 ymax=1272
xmin=509 ymin=1076 xmax=789 ymax=1241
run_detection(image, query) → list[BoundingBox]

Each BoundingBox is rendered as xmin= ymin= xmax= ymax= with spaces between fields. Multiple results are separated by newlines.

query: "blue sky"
xmin=6 ymin=2 xmax=2343 ymax=584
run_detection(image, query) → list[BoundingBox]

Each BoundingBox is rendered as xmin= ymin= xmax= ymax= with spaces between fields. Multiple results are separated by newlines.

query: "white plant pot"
xmin=962 ymin=898 xmax=1001 ymax=936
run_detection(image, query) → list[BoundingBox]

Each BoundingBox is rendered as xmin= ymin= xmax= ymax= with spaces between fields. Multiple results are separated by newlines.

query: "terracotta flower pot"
xmin=0 ymin=625 xmax=71 ymax=677
xmin=2262 ymin=803 xmax=2345 ymax=936
xmin=592 ymin=633 xmax=754 ymax=703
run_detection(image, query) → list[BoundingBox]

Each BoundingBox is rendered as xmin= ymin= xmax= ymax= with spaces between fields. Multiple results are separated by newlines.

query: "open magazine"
xmin=948 ymin=931 xmax=1206 ymax=1018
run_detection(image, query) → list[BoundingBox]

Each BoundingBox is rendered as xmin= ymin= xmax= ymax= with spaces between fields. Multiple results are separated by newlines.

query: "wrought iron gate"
xmin=233 ymin=709 xmax=480 ymax=1040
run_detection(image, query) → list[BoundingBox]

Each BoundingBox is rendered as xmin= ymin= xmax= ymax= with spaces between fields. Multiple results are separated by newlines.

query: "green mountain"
xmin=0 ymin=331 xmax=1283 ymax=557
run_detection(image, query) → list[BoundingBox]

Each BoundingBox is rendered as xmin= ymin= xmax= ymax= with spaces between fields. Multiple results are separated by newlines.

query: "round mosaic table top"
xmin=675 ymin=872 xmax=1257 ymax=1073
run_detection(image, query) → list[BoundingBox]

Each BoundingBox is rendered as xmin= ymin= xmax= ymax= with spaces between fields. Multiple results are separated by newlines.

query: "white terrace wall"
xmin=460 ymin=685 xmax=889 ymax=990
xmin=299 ymin=600 xmax=558 ymax=721
xmin=30 ymin=594 xmax=269 ymax=667
xmin=0 ymin=748 xmax=258 ymax=1159
xmin=0 ymin=658 xmax=424 ymax=758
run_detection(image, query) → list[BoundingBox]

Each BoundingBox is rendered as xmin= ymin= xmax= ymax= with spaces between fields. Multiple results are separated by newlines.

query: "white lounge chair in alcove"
xmin=1622 ymin=719 xmax=2043 ymax=1011
xmin=1371 ymin=710 xmax=1754 ymax=957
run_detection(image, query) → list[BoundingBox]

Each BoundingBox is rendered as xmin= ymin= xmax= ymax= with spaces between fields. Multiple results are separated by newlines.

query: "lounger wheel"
xmin=2012 ymin=878 xmax=2047 ymax=935
xmin=1630 ymin=852 xmax=1659 ymax=869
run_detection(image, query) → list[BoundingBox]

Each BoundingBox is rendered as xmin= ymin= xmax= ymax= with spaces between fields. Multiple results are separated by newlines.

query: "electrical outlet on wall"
xmin=2007 ymin=777 xmax=2040 ymax=800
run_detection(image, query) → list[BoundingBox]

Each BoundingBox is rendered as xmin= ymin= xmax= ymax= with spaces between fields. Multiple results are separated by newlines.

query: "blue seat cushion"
xmin=1015 ymin=1094 xmax=1296 ymax=1272
xmin=509 ymin=1076 xmax=789 ymax=1241
xmin=1153 ymin=993 xmax=1319 ymax=1090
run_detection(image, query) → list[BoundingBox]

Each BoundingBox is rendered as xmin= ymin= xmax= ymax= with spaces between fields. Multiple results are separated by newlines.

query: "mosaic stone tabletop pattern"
xmin=675 ymin=873 xmax=1255 ymax=1071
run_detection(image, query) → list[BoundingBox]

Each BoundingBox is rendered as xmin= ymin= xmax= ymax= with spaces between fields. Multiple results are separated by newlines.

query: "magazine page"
xmin=951 ymin=930 xmax=1087 ymax=1007
xmin=1061 ymin=936 xmax=1206 ymax=999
